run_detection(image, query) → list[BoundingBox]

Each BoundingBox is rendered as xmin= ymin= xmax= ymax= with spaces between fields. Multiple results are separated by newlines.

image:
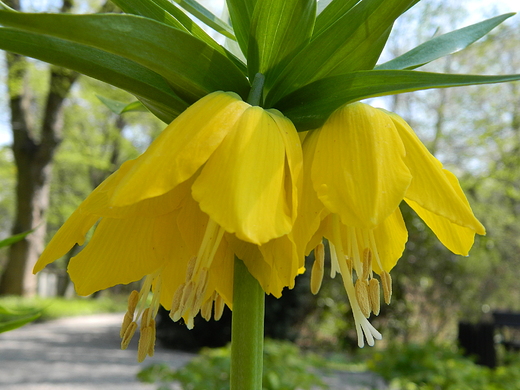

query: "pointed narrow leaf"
xmin=275 ymin=70 xmax=520 ymax=130
xmin=110 ymin=0 xmax=186 ymax=30
xmin=0 ymin=12 xmax=250 ymax=103
xmin=171 ymin=0 xmax=236 ymax=39
xmin=97 ymin=95 xmax=148 ymax=115
xmin=110 ymin=0 xmax=242 ymax=70
xmin=248 ymin=0 xmax=315 ymax=85
xmin=266 ymin=0 xmax=418 ymax=105
xmin=134 ymin=95 xmax=179 ymax=123
xmin=0 ymin=229 xmax=34 ymax=249
xmin=0 ymin=306 xmax=41 ymax=333
xmin=377 ymin=13 xmax=516 ymax=70
xmin=0 ymin=1 xmax=14 ymax=11
xmin=313 ymin=0 xmax=358 ymax=37
xmin=0 ymin=28 xmax=188 ymax=122
xmin=226 ymin=0 xmax=257 ymax=55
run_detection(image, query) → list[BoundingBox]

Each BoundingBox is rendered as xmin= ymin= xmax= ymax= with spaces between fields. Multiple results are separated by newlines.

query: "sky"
xmin=0 ymin=0 xmax=518 ymax=146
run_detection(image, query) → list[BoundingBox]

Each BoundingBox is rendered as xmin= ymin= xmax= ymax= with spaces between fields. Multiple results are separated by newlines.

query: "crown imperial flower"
xmin=295 ymin=102 xmax=485 ymax=347
xmin=34 ymin=91 xmax=303 ymax=361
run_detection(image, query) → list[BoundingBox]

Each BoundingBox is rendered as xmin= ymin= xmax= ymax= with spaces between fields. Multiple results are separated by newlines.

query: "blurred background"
xmin=0 ymin=0 xmax=519 ymax=389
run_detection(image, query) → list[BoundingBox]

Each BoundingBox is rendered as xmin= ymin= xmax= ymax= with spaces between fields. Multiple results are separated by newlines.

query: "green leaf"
xmin=248 ymin=0 xmax=316 ymax=88
xmin=170 ymin=0 xmax=236 ymax=39
xmin=0 ymin=1 xmax=14 ymax=11
xmin=0 ymin=229 xmax=34 ymax=249
xmin=275 ymin=70 xmax=520 ymax=130
xmin=377 ymin=13 xmax=516 ymax=70
xmin=0 ymin=305 xmax=41 ymax=333
xmin=96 ymin=95 xmax=148 ymax=115
xmin=313 ymin=0 xmax=358 ymax=37
xmin=0 ymin=12 xmax=250 ymax=103
xmin=0 ymin=28 xmax=188 ymax=123
xmin=110 ymin=0 xmax=243 ymax=72
xmin=265 ymin=0 xmax=419 ymax=106
xmin=134 ymin=95 xmax=179 ymax=123
xmin=110 ymin=0 xmax=187 ymax=30
xmin=226 ymin=0 xmax=258 ymax=55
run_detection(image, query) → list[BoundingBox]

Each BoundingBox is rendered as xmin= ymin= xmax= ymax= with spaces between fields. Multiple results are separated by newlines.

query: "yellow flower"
xmin=295 ymin=102 xmax=485 ymax=347
xmin=33 ymin=91 xmax=303 ymax=362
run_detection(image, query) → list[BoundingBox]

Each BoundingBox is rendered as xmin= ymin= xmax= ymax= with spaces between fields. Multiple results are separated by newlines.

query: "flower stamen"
xmin=330 ymin=215 xmax=382 ymax=347
xmin=367 ymin=231 xmax=393 ymax=305
xmin=311 ymin=241 xmax=325 ymax=294
xmin=169 ymin=218 xmax=226 ymax=328
xmin=369 ymin=278 xmax=381 ymax=315
xmin=362 ymin=248 xmax=372 ymax=281
xmin=119 ymin=270 xmax=163 ymax=362
xmin=355 ymin=279 xmax=371 ymax=318
xmin=381 ymin=271 xmax=392 ymax=305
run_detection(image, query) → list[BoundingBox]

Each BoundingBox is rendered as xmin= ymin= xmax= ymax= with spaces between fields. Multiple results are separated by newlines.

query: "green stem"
xmin=230 ymin=256 xmax=265 ymax=390
xmin=247 ymin=73 xmax=265 ymax=107
xmin=229 ymin=72 xmax=266 ymax=389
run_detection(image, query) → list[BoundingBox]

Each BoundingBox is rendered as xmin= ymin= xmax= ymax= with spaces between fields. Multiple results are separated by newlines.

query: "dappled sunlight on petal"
xmin=111 ymin=92 xmax=249 ymax=206
xmin=312 ymin=103 xmax=412 ymax=229
xmin=193 ymin=106 xmax=297 ymax=245
xmin=68 ymin=214 xmax=167 ymax=296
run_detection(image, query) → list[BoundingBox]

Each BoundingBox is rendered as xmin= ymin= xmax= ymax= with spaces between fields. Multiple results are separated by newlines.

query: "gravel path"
xmin=0 ymin=313 xmax=387 ymax=390
xmin=0 ymin=313 xmax=194 ymax=390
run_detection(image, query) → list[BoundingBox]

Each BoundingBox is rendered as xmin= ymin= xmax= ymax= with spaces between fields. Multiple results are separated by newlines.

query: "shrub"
xmin=137 ymin=339 xmax=329 ymax=390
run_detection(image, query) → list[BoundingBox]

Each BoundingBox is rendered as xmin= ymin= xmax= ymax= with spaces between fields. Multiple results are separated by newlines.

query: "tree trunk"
xmin=0 ymin=0 xmax=78 ymax=296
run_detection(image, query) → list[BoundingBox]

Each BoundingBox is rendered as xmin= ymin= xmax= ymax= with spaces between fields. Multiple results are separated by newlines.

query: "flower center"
xmin=310 ymin=214 xmax=393 ymax=347
xmin=169 ymin=218 xmax=227 ymax=329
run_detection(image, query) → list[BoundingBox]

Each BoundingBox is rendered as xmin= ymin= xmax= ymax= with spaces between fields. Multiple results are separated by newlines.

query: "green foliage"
xmin=367 ymin=341 xmax=520 ymax=390
xmin=0 ymin=296 xmax=128 ymax=321
xmin=247 ymin=0 xmax=315 ymax=83
xmin=0 ymin=12 xmax=250 ymax=103
xmin=265 ymin=0 xmax=417 ymax=103
xmin=0 ymin=229 xmax=33 ymax=249
xmin=0 ymin=304 xmax=40 ymax=333
xmin=0 ymin=0 xmax=517 ymax=130
xmin=274 ymin=70 xmax=520 ymax=130
xmin=137 ymin=339 xmax=329 ymax=390
xmin=170 ymin=0 xmax=235 ymax=39
xmin=96 ymin=95 xmax=147 ymax=115
xmin=376 ymin=13 xmax=515 ymax=70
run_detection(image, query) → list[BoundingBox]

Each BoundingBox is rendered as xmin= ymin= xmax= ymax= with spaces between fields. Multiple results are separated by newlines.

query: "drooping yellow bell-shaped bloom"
xmin=295 ymin=102 xmax=485 ymax=348
xmin=33 ymin=91 xmax=303 ymax=362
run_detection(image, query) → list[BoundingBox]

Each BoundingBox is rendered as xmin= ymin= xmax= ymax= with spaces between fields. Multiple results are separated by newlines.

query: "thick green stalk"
xmin=247 ymin=72 xmax=265 ymax=106
xmin=230 ymin=256 xmax=265 ymax=390
xmin=229 ymin=73 xmax=266 ymax=390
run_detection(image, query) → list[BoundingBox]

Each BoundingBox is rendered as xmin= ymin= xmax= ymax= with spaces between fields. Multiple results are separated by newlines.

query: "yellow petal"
xmin=293 ymin=129 xmax=329 ymax=257
xmin=268 ymin=108 xmax=304 ymax=225
xmin=312 ymin=103 xmax=412 ymax=229
xmin=177 ymin=193 xmax=210 ymax=255
xmin=84 ymin=160 xmax=193 ymax=219
xmin=67 ymin=214 xmax=169 ymax=296
xmin=226 ymin=234 xmax=282 ymax=296
xmin=319 ymin=208 xmax=406 ymax=275
xmin=371 ymin=208 xmax=408 ymax=274
xmin=259 ymin=234 xmax=300 ymax=293
xmin=406 ymin=198 xmax=476 ymax=256
xmin=192 ymin=106 xmax=296 ymax=245
xmin=33 ymin=208 xmax=99 ymax=273
xmin=111 ymin=92 xmax=249 ymax=206
xmin=155 ymin=210 xmax=192 ymax=310
xmin=33 ymin=164 xmax=132 ymax=273
xmin=206 ymin=237 xmax=235 ymax=307
xmin=387 ymin=110 xmax=485 ymax=235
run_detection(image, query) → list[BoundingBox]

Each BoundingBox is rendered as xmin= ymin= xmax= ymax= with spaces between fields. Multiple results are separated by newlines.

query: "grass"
xmin=0 ymin=295 xmax=128 ymax=321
